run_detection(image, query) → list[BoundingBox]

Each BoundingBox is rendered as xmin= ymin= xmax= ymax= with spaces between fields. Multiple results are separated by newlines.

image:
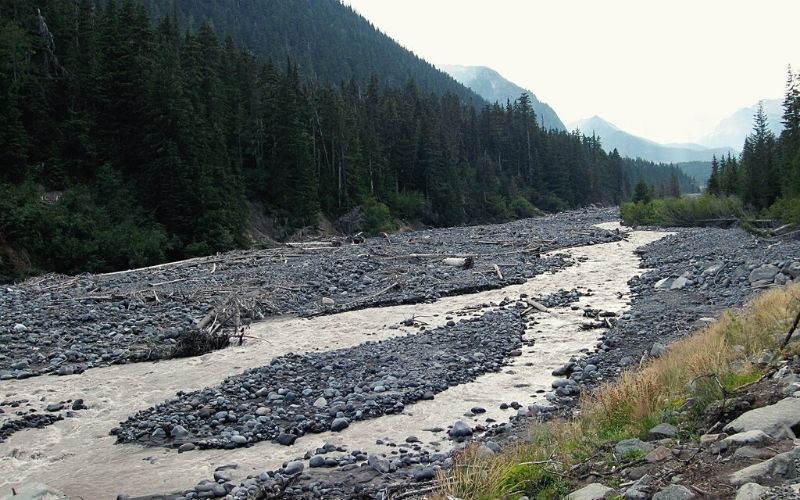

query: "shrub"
xmin=620 ymin=195 xmax=746 ymax=227
xmin=386 ymin=191 xmax=428 ymax=221
xmin=509 ymin=195 xmax=538 ymax=219
xmin=361 ymin=197 xmax=394 ymax=235
xmin=769 ymin=197 xmax=800 ymax=224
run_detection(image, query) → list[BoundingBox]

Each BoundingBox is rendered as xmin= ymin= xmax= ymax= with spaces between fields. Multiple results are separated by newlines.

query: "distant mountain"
xmin=441 ymin=65 xmax=566 ymax=131
xmin=570 ymin=116 xmax=735 ymax=164
xmin=700 ymin=99 xmax=784 ymax=150
xmin=139 ymin=0 xmax=484 ymax=105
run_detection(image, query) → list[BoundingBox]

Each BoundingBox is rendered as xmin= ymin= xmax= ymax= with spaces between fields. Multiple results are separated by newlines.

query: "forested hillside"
xmin=0 ymin=0 xmax=695 ymax=281
xmin=136 ymin=0 xmax=484 ymax=106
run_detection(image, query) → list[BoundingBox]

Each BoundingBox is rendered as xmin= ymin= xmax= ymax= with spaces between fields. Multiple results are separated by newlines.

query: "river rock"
xmin=783 ymin=261 xmax=800 ymax=279
xmin=413 ymin=467 xmax=436 ymax=482
xmin=724 ymin=430 xmax=772 ymax=447
xmin=367 ymin=454 xmax=390 ymax=474
xmin=648 ymin=423 xmax=677 ymax=440
xmin=748 ymin=264 xmax=780 ymax=284
xmin=734 ymin=482 xmax=769 ymax=500
xmin=729 ymin=447 xmax=800 ymax=485
xmin=283 ymin=460 xmax=304 ymax=475
xmin=170 ymin=425 xmax=188 ymax=439
xmin=565 ymin=482 xmax=614 ymax=500
xmin=330 ymin=417 xmax=349 ymax=432
xmin=652 ymin=484 xmax=695 ymax=499
xmin=649 ymin=342 xmax=667 ymax=358
xmin=448 ymin=420 xmax=473 ymax=438
xmin=670 ymin=276 xmax=689 ymax=290
xmin=615 ymin=438 xmax=654 ymax=456
xmin=275 ymin=433 xmax=297 ymax=446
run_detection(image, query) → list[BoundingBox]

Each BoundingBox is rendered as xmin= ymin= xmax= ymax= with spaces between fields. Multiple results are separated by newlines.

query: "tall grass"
xmin=620 ymin=195 xmax=746 ymax=227
xmin=436 ymin=284 xmax=800 ymax=499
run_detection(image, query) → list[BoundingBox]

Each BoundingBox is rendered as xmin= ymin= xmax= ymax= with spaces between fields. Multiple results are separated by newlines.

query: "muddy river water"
xmin=0 ymin=224 xmax=666 ymax=498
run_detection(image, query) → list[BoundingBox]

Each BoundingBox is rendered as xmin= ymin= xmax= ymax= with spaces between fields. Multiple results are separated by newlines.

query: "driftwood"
xmin=442 ymin=257 xmax=474 ymax=269
xmin=779 ymin=308 xmax=800 ymax=350
xmin=493 ymin=264 xmax=503 ymax=279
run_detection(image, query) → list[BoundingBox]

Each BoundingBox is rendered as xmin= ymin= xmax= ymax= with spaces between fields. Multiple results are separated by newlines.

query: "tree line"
xmin=0 ymin=0 xmax=695 ymax=281
xmin=706 ymin=67 xmax=800 ymax=217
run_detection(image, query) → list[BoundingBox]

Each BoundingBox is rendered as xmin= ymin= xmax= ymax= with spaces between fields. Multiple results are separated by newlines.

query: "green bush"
xmin=501 ymin=463 xmax=570 ymax=500
xmin=486 ymin=195 xmax=512 ymax=221
xmin=509 ymin=195 xmax=538 ymax=219
xmin=0 ymin=180 xmax=171 ymax=281
xmin=386 ymin=191 xmax=428 ymax=221
xmin=361 ymin=197 xmax=395 ymax=235
xmin=621 ymin=195 xmax=746 ymax=227
xmin=769 ymin=197 xmax=800 ymax=224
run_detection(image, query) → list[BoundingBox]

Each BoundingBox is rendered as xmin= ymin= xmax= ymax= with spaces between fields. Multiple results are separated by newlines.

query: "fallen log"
xmin=442 ymin=257 xmax=475 ymax=269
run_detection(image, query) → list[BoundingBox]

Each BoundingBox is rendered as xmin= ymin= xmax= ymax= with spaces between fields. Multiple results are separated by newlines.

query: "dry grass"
xmin=435 ymin=284 xmax=800 ymax=500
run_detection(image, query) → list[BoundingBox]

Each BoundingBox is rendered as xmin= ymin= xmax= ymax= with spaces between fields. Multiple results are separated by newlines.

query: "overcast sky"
xmin=345 ymin=0 xmax=799 ymax=144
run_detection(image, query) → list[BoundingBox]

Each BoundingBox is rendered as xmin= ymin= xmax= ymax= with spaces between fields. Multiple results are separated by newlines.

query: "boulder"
xmin=729 ymin=447 xmax=800 ymax=485
xmin=652 ymin=484 xmax=695 ymax=499
xmin=748 ymin=264 xmax=780 ymax=284
xmin=565 ymin=483 xmax=614 ymax=500
xmin=724 ymin=397 xmax=800 ymax=438
xmin=645 ymin=446 xmax=672 ymax=463
xmin=623 ymin=474 xmax=651 ymax=499
xmin=734 ymin=483 xmax=769 ymax=500
xmin=648 ymin=423 xmax=677 ymax=440
xmin=783 ymin=261 xmax=800 ymax=279
xmin=615 ymin=438 xmax=654 ymax=456
xmin=649 ymin=343 xmax=667 ymax=358
xmin=670 ymin=276 xmax=689 ymax=290
xmin=724 ymin=430 xmax=772 ymax=447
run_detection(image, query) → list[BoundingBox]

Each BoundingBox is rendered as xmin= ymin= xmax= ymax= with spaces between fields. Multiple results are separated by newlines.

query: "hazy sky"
xmin=345 ymin=0 xmax=799 ymax=144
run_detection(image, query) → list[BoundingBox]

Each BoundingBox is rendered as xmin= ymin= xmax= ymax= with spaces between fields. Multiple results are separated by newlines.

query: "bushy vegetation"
xmin=436 ymin=285 xmax=800 ymax=499
xmin=621 ymin=195 xmax=746 ymax=226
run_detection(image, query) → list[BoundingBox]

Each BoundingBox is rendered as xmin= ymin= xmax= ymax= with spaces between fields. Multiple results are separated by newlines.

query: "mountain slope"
xmin=571 ymin=116 xmax=735 ymax=164
xmin=700 ymin=99 xmax=784 ymax=150
xmin=138 ymin=0 xmax=483 ymax=105
xmin=442 ymin=65 xmax=566 ymax=131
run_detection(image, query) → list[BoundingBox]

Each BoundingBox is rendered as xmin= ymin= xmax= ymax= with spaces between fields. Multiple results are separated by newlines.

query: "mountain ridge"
xmin=570 ymin=116 xmax=735 ymax=164
xmin=441 ymin=64 xmax=566 ymax=131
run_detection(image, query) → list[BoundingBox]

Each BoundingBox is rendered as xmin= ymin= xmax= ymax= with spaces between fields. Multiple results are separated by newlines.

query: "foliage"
xmin=361 ymin=197 xmax=394 ymax=235
xmin=620 ymin=195 xmax=746 ymax=226
xmin=769 ymin=197 xmax=800 ymax=224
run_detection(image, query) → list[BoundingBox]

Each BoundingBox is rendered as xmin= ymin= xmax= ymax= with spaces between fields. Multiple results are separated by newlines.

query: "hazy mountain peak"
xmin=441 ymin=64 xmax=566 ymax=131
xmin=700 ymin=99 xmax=783 ymax=150
xmin=569 ymin=115 xmax=734 ymax=164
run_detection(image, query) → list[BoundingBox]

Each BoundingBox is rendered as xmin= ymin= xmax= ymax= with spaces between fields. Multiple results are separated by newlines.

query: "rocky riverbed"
xmin=1 ymin=210 xmax=799 ymax=500
xmin=0 ymin=208 xmax=619 ymax=380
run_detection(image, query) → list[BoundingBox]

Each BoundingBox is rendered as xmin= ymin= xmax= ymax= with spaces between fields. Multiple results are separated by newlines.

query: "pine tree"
xmin=707 ymin=155 xmax=721 ymax=195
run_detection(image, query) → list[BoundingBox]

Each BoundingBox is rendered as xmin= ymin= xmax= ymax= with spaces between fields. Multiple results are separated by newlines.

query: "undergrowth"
xmin=620 ymin=195 xmax=747 ymax=227
xmin=435 ymin=284 xmax=800 ymax=499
